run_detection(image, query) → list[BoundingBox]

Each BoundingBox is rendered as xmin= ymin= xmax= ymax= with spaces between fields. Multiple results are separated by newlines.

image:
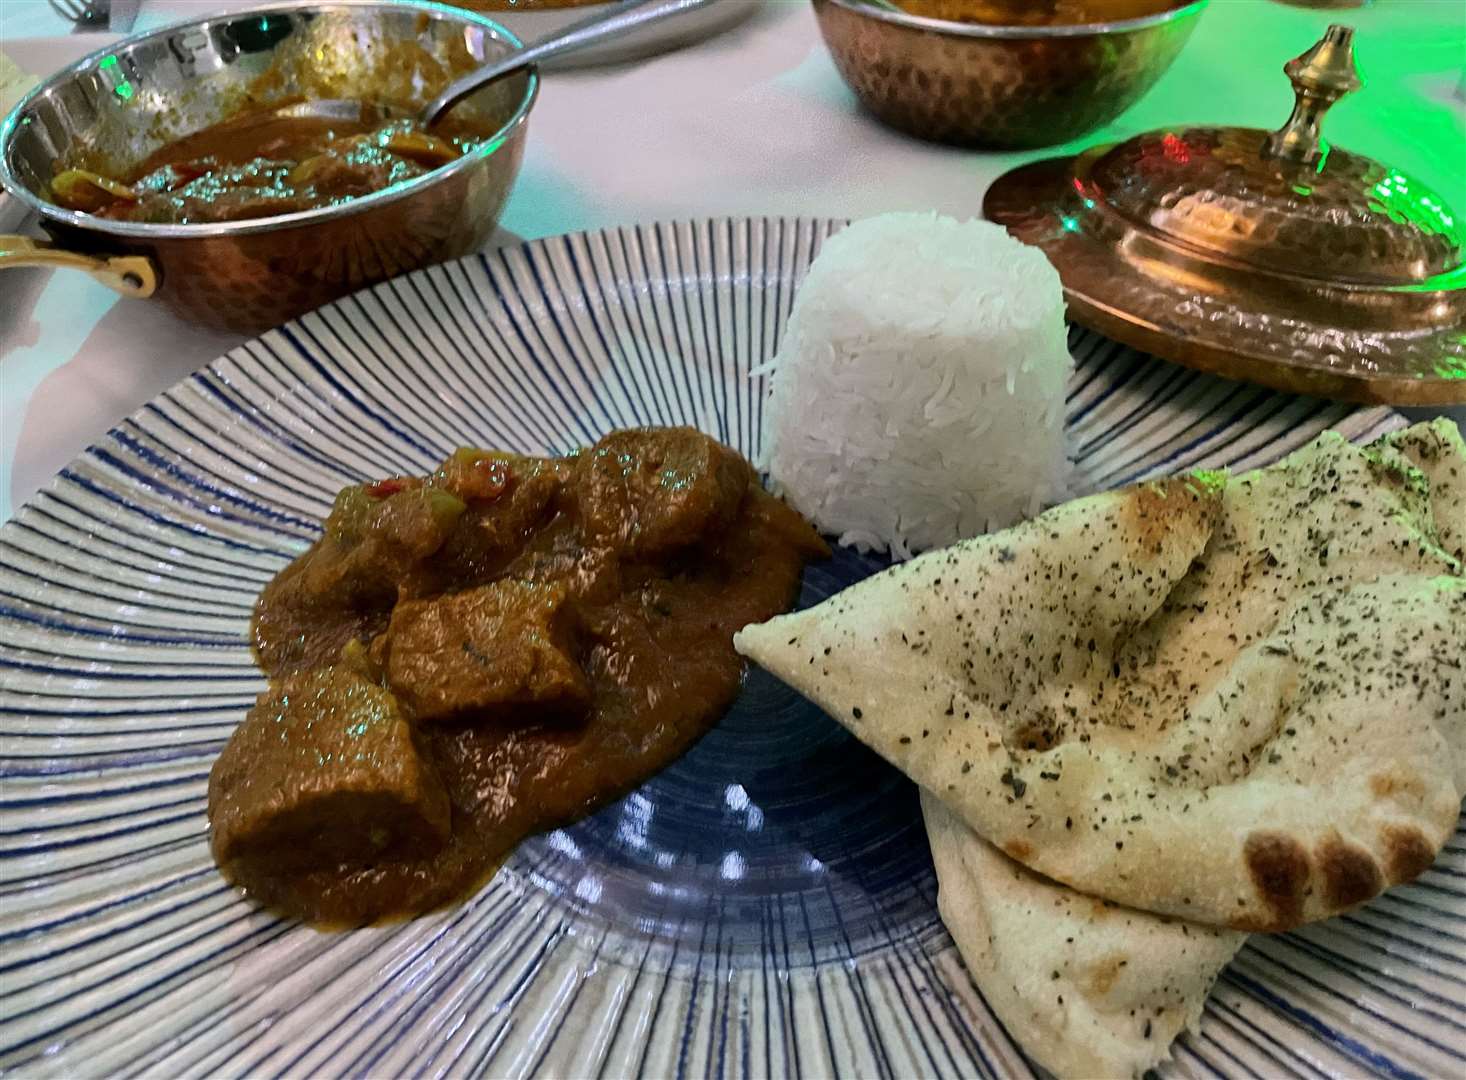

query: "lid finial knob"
xmin=1263 ymin=24 xmax=1363 ymax=166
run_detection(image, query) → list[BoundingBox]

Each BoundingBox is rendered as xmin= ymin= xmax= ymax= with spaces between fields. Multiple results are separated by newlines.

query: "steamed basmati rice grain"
xmin=758 ymin=213 xmax=1071 ymax=558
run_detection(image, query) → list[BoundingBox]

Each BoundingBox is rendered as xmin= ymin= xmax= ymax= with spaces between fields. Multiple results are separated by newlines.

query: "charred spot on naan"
xmin=1238 ymin=830 xmax=1311 ymax=931
xmin=1011 ymin=720 xmax=1060 ymax=752
xmin=1120 ymin=472 xmax=1226 ymax=555
xmin=1380 ymin=822 xmax=1437 ymax=886
xmin=1368 ymin=767 xmax=1427 ymax=802
xmin=1083 ymin=953 xmax=1129 ymax=998
xmin=1002 ymin=838 xmax=1034 ymax=861
xmin=1316 ymin=832 xmax=1384 ymax=911
xmin=1241 ymin=827 xmax=1400 ymax=928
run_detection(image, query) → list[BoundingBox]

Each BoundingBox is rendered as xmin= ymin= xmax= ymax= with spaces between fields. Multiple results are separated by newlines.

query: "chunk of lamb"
xmin=576 ymin=427 xmax=752 ymax=557
xmin=209 ymin=666 xmax=450 ymax=875
xmin=268 ymin=481 xmax=468 ymax=609
xmin=421 ymin=452 xmax=572 ymax=591
xmin=379 ymin=580 xmax=589 ymax=724
xmin=311 ymin=481 xmax=468 ymax=597
xmin=253 ymin=482 xmax=467 ymax=674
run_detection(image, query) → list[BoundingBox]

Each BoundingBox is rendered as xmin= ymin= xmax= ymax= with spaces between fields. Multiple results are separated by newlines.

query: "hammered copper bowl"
xmin=812 ymin=0 xmax=1208 ymax=149
xmin=0 ymin=1 xmax=536 ymax=333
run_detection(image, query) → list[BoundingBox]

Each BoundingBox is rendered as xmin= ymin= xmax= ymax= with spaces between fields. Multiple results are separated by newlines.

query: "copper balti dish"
xmin=985 ymin=25 xmax=1465 ymax=406
xmin=0 ymin=1 xmax=537 ymax=334
xmin=810 ymin=0 xmax=1208 ymax=149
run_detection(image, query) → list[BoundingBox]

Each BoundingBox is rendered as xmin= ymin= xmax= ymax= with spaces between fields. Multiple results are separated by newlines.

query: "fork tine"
xmin=48 ymin=0 xmax=102 ymax=24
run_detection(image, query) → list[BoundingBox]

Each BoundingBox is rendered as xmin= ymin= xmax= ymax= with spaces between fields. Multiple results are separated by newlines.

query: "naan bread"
xmin=1372 ymin=420 xmax=1465 ymax=565
xmin=922 ymin=792 xmax=1245 ymax=1080
xmin=737 ymin=421 xmax=1466 ymax=930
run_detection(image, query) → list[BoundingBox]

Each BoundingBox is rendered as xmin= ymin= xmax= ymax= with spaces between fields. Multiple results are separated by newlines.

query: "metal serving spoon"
xmin=282 ymin=0 xmax=721 ymax=128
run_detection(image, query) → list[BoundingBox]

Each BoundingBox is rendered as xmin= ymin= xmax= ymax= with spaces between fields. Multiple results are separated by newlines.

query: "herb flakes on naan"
xmin=736 ymin=420 xmax=1466 ymax=932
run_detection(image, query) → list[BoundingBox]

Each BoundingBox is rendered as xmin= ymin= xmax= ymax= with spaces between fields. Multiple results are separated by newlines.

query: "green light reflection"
xmin=97 ymin=55 xmax=134 ymax=101
xmin=1367 ymin=170 xmax=1459 ymax=236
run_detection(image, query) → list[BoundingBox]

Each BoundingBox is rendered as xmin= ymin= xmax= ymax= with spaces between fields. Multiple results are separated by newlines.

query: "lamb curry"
xmin=210 ymin=428 xmax=828 ymax=925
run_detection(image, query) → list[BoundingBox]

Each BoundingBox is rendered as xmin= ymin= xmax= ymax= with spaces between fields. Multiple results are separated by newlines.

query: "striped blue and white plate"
xmin=1 ymin=218 xmax=1460 ymax=1080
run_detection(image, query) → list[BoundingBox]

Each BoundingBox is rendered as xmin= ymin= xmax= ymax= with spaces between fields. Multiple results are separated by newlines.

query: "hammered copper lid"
xmin=985 ymin=25 xmax=1465 ymax=405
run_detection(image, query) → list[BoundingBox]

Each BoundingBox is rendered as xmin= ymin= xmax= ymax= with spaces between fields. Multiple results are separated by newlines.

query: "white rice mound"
xmin=758 ymin=212 xmax=1072 ymax=559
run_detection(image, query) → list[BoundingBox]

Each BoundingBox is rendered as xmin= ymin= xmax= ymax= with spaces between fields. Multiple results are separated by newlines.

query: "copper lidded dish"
xmin=0 ymin=1 xmax=538 ymax=334
xmin=811 ymin=0 xmax=1208 ymax=149
xmin=984 ymin=25 xmax=1465 ymax=405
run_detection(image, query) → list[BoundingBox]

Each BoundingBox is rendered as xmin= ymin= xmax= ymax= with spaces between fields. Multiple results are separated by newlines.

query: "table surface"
xmin=3 ymin=0 xmax=1464 ymax=522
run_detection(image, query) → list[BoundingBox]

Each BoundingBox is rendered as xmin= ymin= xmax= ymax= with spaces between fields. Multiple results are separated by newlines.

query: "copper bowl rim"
xmin=0 ymin=0 xmax=539 ymax=241
xmin=822 ymin=0 xmax=1210 ymax=39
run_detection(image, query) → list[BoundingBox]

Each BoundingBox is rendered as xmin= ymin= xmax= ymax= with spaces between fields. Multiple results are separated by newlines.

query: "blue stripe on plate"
xmin=0 ymin=217 xmax=1453 ymax=1080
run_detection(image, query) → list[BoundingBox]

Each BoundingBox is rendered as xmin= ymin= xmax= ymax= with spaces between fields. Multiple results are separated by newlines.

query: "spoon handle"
xmin=423 ymin=0 xmax=724 ymax=126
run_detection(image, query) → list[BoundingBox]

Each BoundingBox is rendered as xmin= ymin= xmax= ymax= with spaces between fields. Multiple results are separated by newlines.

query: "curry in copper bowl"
xmin=0 ymin=2 xmax=536 ymax=332
xmin=49 ymin=109 xmax=486 ymax=225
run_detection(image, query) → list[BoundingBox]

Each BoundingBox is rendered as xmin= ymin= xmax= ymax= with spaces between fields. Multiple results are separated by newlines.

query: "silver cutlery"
xmin=47 ymin=0 xmax=138 ymax=33
xmin=47 ymin=0 xmax=109 ymax=30
xmin=283 ymin=0 xmax=719 ymax=128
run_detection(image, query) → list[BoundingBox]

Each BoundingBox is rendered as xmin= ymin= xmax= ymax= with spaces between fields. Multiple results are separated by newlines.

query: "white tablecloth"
xmin=3 ymin=0 xmax=1464 ymax=521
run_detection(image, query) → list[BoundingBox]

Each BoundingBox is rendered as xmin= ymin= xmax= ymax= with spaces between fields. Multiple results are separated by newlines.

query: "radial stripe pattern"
xmin=1 ymin=218 xmax=1459 ymax=1079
